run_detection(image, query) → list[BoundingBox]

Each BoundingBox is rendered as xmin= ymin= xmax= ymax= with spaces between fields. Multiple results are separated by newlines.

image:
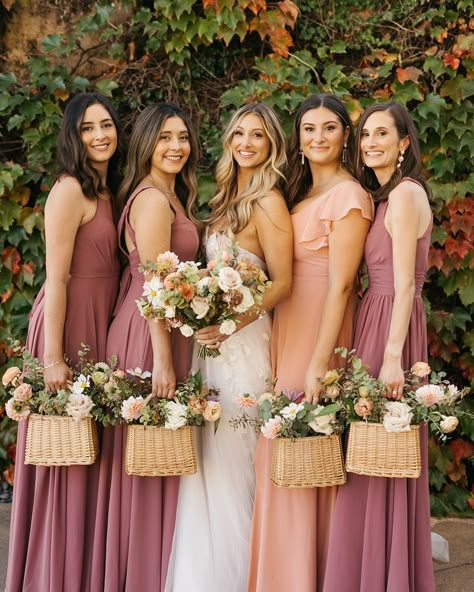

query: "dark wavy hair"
xmin=55 ymin=92 xmax=124 ymax=203
xmin=285 ymin=94 xmax=355 ymax=209
xmin=354 ymin=101 xmax=431 ymax=202
xmin=117 ymin=103 xmax=199 ymax=221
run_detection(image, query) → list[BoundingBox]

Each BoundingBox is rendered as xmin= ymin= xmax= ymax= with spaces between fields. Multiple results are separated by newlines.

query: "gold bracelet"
xmin=43 ymin=359 xmax=62 ymax=370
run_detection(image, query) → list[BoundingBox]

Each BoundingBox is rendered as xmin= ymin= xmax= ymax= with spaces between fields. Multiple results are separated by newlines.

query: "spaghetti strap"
xmin=117 ymin=184 xmax=155 ymax=255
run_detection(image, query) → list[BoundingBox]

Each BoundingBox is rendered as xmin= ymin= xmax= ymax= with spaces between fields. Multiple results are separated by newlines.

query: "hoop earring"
xmin=299 ymin=149 xmax=305 ymax=165
xmin=397 ymin=150 xmax=405 ymax=169
xmin=342 ymin=142 xmax=348 ymax=165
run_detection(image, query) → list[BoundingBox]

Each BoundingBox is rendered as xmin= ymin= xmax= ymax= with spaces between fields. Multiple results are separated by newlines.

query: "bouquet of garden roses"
xmin=137 ymin=245 xmax=271 ymax=358
xmin=2 ymin=343 xmax=112 ymax=424
xmin=230 ymin=385 xmax=343 ymax=439
xmin=119 ymin=369 xmax=221 ymax=430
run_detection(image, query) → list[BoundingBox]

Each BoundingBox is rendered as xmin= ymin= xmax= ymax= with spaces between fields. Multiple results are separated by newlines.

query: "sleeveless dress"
xmin=323 ymin=180 xmax=435 ymax=592
xmin=247 ymin=180 xmax=373 ymax=592
xmin=90 ymin=182 xmax=199 ymax=592
xmin=165 ymin=232 xmax=273 ymax=592
xmin=6 ymin=196 xmax=120 ymax=592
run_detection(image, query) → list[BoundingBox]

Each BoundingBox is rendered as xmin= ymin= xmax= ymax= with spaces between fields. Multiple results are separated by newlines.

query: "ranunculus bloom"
xmin=414 ymin=384 xmax=445 ymax=407
xmin=308 ymin=405 xmax=335 ymax=435
xmin=2 ymin=366 xmax=21 ymax=386
xmin=65 ymin=393 xmax=95 ymax=421
xmin=358 ymin=385 xmax=369 ymax=398
xmin=322 ymin=370 xmax=339 ymax=386
xmin=13 ymin=383 xmax=33 ymax=402
xmin=257 ymin=392 xmax=275 ymax=405
xmin=354 ymin=397 xmax=373 ymax=418
xmin=91 ymin=371 xmax=107 ymax=385
xmin=203 ymin=401 xmax=221 ymax=422
xmin=383 ymin=401 xmax=413 ymax=433
xmin=281 ymin=402 xmax=305 ymax=421
xmin=179 ymin=324 xmax=194 ymax=337
xmin=325 ymin=385 xmax=340 ymax=399
xmin=260 ymin=416 xmax=283 ymax=439
xmin=5 ymin=398 xmax=30 ymax=421
xmin=234 ymin=393 xmax=257 ymax=408
xmin=218 ymin=267 xmax=242 ymax=292
xmin=191 ymin=296 xmax=210 ymax=319
xmin=439 ymin=415 xmax=459 ymax=434
xmin=410 ymin=362 xmax=431 ymax=378
xmin=188 ymin=395 xmax=208 ymax=415
xmin=165 ymin=401 xmax=188 ymax=430
xmin=219 ymin=319 xmax=236 ymax=335
xmin=121 ymin=396 xmax=145 ymax=421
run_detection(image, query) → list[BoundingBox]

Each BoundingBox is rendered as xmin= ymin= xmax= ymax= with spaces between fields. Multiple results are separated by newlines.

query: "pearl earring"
xmin=299 ymin=149 xmax=305 ymax=165
xmin=342 ymin=142 xmax=348 ymax=165
xmin=397 ymin=150 xmax=405 ymax=169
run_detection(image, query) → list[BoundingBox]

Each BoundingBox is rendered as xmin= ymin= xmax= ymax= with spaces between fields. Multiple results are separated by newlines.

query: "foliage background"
xmin=0 ymin=0 xmax=473 ymax=514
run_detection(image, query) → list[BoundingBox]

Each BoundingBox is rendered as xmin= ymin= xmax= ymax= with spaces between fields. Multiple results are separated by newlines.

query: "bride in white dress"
xmin=165 ymin=103 xmax=293 ymax=592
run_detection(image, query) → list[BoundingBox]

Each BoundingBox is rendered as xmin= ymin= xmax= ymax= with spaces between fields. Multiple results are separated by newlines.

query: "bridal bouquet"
xmin=119 ymin=369 xmax=221 ymax=429
xmin=137 ymin=246 xmax=271 ymax=358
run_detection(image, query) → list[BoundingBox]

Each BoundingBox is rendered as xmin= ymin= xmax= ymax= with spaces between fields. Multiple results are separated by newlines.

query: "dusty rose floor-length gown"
xmin=247 ymin=180 xmax=372 ymax=592
xmin=323 ymin=180 xmax=435 ymax=592
xmin=6 ymin=196 xmax=120 ymax=592
xmin=90 ymin=182 xmax=199 ymax=592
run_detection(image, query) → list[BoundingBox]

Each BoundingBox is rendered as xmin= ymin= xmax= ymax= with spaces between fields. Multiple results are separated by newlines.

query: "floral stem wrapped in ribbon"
xmin=136 ymin=246 xmax=272 ymax=358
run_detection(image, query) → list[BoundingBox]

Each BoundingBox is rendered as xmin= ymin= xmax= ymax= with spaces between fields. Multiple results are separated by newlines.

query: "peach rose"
xmin=354 ymin=398 xmax=373 ymax=418
xmin=188 ymin=396 xmax=208 ymax=415
xmin=260 ymin=416 xmax=283 ymax=439
xmin=2 ymin=366 xmax=21 ymax=386
xmin=203 ymin=401 xmax=222 ymax=422
xmin=325 ymin=385 xmax=340 ymax=399
xmin=410 ymin=362 xmax=431 ymax=378
xmin=439 ymin=416 xmax=459 ymax=434
xmin=13 ymin=383 xmax=33 ymax=402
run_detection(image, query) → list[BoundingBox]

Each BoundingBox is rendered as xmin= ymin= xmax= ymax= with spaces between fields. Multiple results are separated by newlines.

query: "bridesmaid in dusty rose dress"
xmin=90 ymin=104 xmax=200 ymax=592
xmin=324 ymin=103 xmax=435 ymax=592
xmin=6 ymin=93 xmax=123 ymax=592
xmin=247 ymin=95 xmax=373 ymax=592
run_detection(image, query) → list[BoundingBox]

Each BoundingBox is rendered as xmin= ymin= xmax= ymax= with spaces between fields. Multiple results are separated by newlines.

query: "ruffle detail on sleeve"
xmin=299 ymin=181 xmax=373 ymax=251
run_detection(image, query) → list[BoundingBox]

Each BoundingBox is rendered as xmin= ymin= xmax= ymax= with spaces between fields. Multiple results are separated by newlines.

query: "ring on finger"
xmin=392 ymin=390 xmax=397 ymax=395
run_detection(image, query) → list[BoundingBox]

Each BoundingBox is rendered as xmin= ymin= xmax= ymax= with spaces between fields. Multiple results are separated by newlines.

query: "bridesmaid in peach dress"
xmin=247 ymin=94 xmax=373 ymax=592
xmin=90 ymin=104 xmax=200 ymax=592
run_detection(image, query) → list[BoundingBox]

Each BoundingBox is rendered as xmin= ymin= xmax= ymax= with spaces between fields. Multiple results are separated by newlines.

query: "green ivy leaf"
xmin=42 ymin=34 xmax=62 ymax=52
xmin=95 ymin=79 xmax=119 ymax=96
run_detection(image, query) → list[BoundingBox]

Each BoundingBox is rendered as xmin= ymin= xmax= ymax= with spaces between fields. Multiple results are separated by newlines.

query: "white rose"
xmin=142 ymin=276 xmax=163 ymax=307
xmin=218 ymin=267 xmax=243 ymax=292
xmin=180 ymin=324 xmax=194 ymax=337
xmin=308 ymin=405 xmax=335 ymax=435
xmin=164 ymin=305 xmax=176 ymax=318
xmin=165 ymin=401 xmax=188 ymax=430
xmin=439 ymin=415 xmax=459 ymax=434
xmin=383 ymin=401 xmax=413 ymax=433
xmin=65 ymin=393 xmax=95 ymax=421
xmin=219 ymin=319 xmax=236 ymax=335
xmin=234 ymin=286 xmax=255 ymax=313
xmin=196 ymin=276 xmax=210 ymax=293
xmin=191 ymin=296 xmax=210 ymax=319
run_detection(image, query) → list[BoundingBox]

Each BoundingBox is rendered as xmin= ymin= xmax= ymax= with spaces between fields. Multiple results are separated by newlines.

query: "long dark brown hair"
xmin=56 ymin=92 xmax=124 ymax=202
xmin=117 ymin=103 xmax=199 ymax=220
xmin=354 ymin=101 xmax=431 ymax=202
xmin=285 ymin=94 xmax=355 ymax=209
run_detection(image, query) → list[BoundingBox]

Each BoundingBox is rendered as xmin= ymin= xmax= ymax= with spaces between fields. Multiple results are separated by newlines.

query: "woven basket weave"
xmin=25 ymin=414 xmax=98 ymax=466
xmin=125 ymin=424 xmax=197 ymax=477
xmin=346 ymin=422 xmax=421 ymax=478
xmin=271 ymin=434 xmax=346 ymax=488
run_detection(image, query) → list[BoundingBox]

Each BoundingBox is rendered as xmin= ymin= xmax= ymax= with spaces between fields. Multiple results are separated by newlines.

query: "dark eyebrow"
xmin=235 ymin=126 xmax=265 ymax=132
xmin=81 ymin=118 xmax=114 ymax=125
xmin=160 ymin=129 xmax=189 ymax=134
xmin=363 ymin=126 xmax=390 ymax=132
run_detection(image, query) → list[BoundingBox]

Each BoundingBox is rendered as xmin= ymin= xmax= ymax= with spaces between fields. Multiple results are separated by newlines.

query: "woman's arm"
xmin=43 ymin=178 xmax=89 ymax=392
xmin=305 ymin=209 xmax=370 ymax=403
xmin=378 ymin=185 xmax=421 ymax=399
xmin=131 ymin=188 xmax=176 ymax=399
xmin=196 ymin=191 xmax=293 ymax=346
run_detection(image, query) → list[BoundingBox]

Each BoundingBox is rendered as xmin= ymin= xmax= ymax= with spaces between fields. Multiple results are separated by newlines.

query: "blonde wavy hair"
xmin=206 ymin=103 xmax=287 ymax=234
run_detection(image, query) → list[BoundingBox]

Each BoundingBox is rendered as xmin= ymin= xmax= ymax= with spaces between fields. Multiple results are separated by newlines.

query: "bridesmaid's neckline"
xmin=291 ymin=179 xmax=357 ymax=216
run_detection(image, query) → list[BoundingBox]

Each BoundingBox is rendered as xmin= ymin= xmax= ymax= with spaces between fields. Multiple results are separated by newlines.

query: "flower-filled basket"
xmin=345 ymin=421 xmax=420 ymax=478
xmin=120 ymin=370 xmax=220 ymax=477
xmin=125 ymin=424 xmax=196 ymax=477
xmin=25 ymin=414 xmax=98 ymax=466
xmin=271 ymin=433 xmax=345 ymax=488
xmin=3 ymin=344 xmax=116 ymax=467
xmin=231 ymin=388 xmax=345 ymax=488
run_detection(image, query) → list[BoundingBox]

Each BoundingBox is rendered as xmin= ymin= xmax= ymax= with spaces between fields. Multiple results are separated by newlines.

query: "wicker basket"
xmin=124 ymin=424 xmax=197 ymax=477
xmin=271 ymin=434 xmax=346 ymax=488
xmin=25 ymin=414 xmax=99 ymax=466
xmin=345 ymin=422 xmax=421 ymax=478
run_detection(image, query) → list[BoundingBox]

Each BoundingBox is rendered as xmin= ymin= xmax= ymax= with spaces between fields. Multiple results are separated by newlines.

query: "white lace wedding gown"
xmin=164 ymin=233 xmax=272 ymax=592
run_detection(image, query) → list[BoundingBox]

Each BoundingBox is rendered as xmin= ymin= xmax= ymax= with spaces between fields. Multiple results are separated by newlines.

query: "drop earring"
xmin=342 ymin=142 xmax=348 ymax=165
xmin=397 ymin=150 xmax=405 ymax=169
xmin=299 ymin=149 xmax=305 ymax=165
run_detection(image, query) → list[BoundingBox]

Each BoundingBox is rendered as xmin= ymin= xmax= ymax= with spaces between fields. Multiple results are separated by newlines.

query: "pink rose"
xmin=203 ymin=401 xmax=221 ymax=422
xmin=411 ymin=362 xmax=431 ymax=378
xmin=260 ymin=416 xmax=282 ymax=439
xmin=13 ymin=383 xmax=33 ymax=402
xmin=2 ymin=366 xmax=21 ymax=386
xmin=354 ymin=397 xmax=373 ymax=419
xmin=325 ymin=385 xmax=340 ymax=399
xmin=218 ymin=267 xmax=242 ymax=292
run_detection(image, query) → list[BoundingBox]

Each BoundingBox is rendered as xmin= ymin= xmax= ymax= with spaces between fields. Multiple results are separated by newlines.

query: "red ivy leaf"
xmin=1 ymin=246 xmax=21 ymax=275
xmin=442 ymin=53 xmax=461 ymax=70
xmin=449 ymin=438 xmax=474 ymax=465
xmin=396 ymin=67 xmax=423 ymax=83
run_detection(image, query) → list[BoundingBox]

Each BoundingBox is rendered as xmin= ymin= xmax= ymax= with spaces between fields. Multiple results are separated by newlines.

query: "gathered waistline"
xmin=70 ymin=272 xmax=120 ymax=279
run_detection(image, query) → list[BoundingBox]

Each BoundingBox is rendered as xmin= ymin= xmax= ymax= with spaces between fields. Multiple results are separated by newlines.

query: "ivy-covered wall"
xmin=0 ymin=0 xmax=473 ymax=514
